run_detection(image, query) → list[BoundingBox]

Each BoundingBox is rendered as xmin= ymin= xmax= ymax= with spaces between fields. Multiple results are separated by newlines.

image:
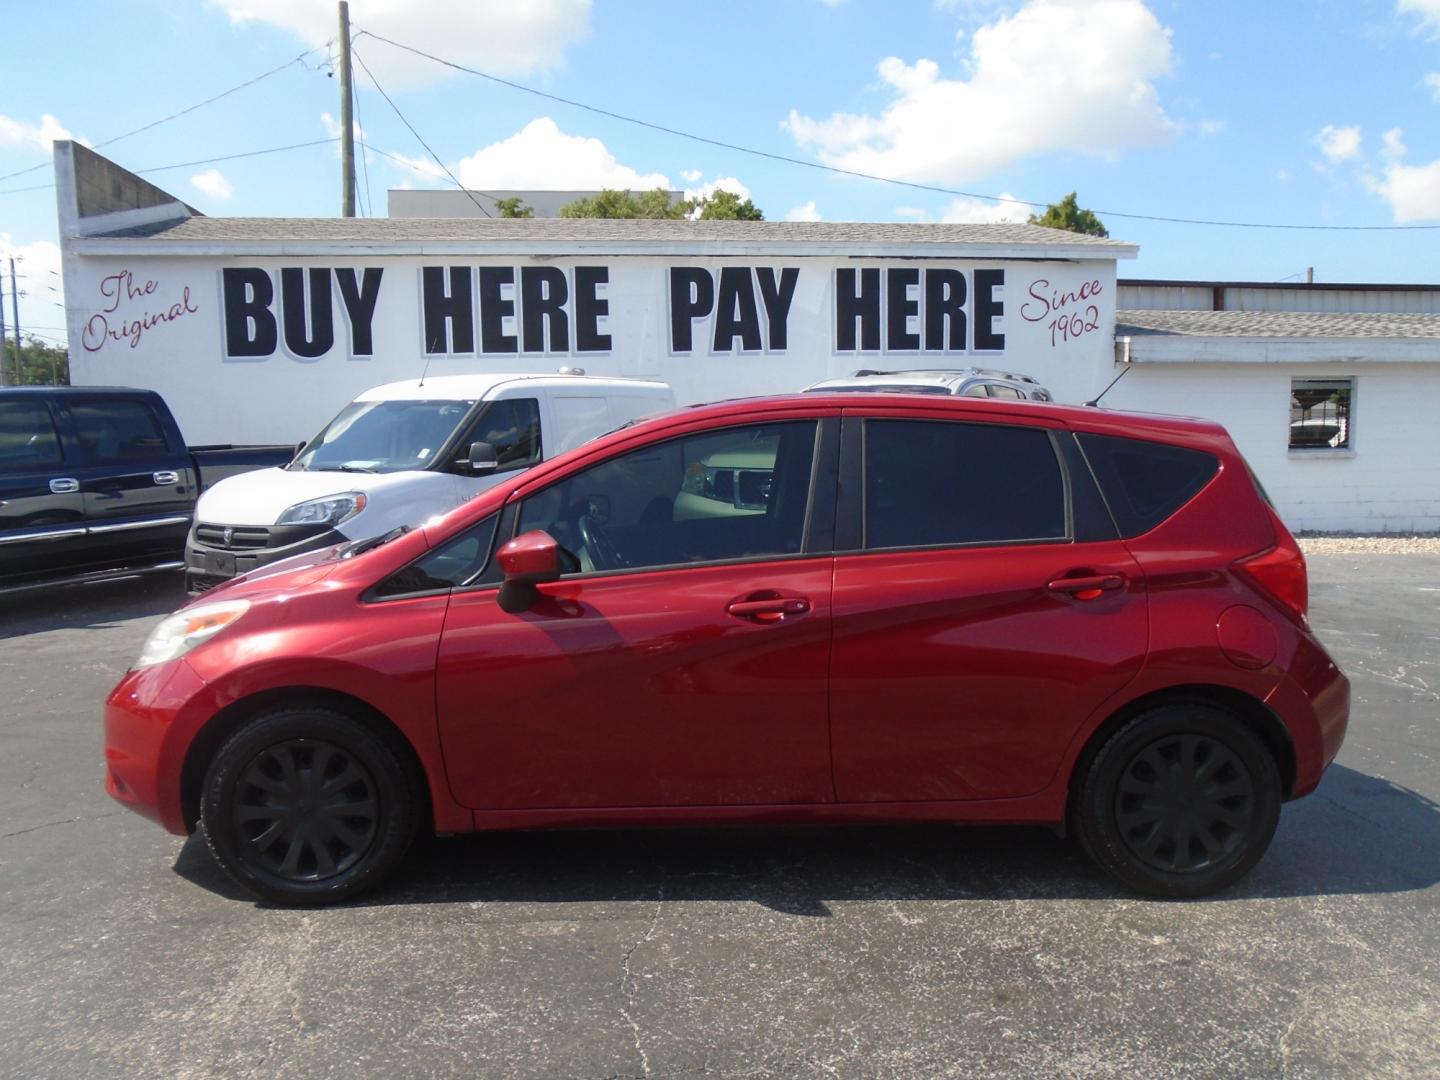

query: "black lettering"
xmin=222 ymin=268 xmax=277 ymax=358
xmin=335 ymin=267 xmax=382 ymax=356
xmin=422 ymin=266 xmax=474 ymax=354
xmin=478 ymin=267 xmax=519 ymax=354
xmin=974 ymin=268 xmax=1006 ymax=351
xmin=575 ymin=266 xmax=611 ymax=352
xmin=669 ymin=267 xmax=714 ymax=352
xmin=713 ymin=267 xmax=763 ymax=353
xmin=280 ymin=267 xmax=334 ymax=360
xmin=924 ymin=269 xmax=967 ymax=351
xmin=836 ymin=267 xmax=881 ymax=351
xmin=755 ymin=267 xmax=799 ymax=350
xmin=886 ymin=267 xmax=920 ymax=351
xmin=520 ymin=266 xmax=569 ymax=353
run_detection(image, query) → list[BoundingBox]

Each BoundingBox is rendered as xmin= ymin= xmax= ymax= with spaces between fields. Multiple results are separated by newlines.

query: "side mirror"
xmin=496 ymin=529 xmax=561 ymax=613
xmin=459 ymin=440 xmax=498 ymax=476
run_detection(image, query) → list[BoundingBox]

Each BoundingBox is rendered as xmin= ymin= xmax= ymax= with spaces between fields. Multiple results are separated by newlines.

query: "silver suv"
xmin=804 ymin=368 xmax=1052 ymax=401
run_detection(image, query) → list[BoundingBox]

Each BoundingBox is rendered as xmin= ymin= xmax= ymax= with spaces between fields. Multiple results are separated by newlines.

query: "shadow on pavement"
xmin=0 ymin=571 xmax=186 ymax=639
xmin=172 ymin=764 xmax=1439 ymax=911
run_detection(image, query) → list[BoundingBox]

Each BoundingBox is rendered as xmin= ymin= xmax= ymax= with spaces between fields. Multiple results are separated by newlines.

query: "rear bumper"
xmin=1267 ymin=627 xmax=1351 ymax=798
xmin=185 ymin=521 xmax=341 ymax=594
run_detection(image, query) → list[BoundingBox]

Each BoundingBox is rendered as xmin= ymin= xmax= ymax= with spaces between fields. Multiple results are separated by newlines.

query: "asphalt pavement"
xmin=0 ymin=554 xmax=1436 ymax=1079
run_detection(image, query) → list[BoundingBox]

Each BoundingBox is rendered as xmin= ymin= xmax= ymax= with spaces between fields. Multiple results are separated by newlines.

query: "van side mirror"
xmin=496 ymin=530 xmax=561 ymax=613
xmin=459 ymin=440 xmax=498 ymax=476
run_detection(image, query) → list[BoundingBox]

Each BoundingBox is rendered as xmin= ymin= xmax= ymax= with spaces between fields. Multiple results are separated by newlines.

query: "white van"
xmin=185 ymin=372 xmax=674 ymax=592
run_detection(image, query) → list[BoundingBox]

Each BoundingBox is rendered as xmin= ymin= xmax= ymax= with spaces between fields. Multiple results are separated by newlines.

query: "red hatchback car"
xmin=105 ymin=393 xmax=1349 ymax=905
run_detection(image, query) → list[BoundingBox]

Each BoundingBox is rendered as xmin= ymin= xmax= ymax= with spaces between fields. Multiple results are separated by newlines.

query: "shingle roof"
xmin=1116 ymin=309 xmax=1440 ymax=339
xmin=83 ymin=214 xmax=1136 ymax=257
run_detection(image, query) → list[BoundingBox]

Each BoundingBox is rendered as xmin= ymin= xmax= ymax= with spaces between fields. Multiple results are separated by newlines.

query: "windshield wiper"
xmin=311 ymin=463 xmax=379 ymax=473
xmin=340 ymin=526 xmax=409 ymax=559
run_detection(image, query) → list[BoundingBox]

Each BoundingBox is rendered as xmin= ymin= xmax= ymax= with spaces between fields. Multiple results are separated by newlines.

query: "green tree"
xmin=1028 ymin=192 xmax=1109 ymax=237
xmin=692 ymin=189 xmax=764 ymax=221
xmin=558 ymin=188 xmax=690 ymax=219
xmin=493 ymin=197 xmax=533 ymax=218
xmin=2 ymin=336 xmax=69 ymax=385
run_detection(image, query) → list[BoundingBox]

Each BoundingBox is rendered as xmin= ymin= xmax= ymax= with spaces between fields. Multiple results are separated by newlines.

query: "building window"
xmin=1290 ymin=378 xmax=1352 ymax=451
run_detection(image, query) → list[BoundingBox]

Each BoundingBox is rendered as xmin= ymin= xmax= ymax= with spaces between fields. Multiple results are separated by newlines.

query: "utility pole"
xmin=0 ymin=259 xmax=8 ymax=386
xmin=338 ymin=1 xmax=356 ymax=217
xmin=8 ymin=257 xmax=19 ymax=385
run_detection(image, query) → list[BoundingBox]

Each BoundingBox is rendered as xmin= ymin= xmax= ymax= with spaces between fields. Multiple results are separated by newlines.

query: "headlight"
xmin=135 ymin=600 xmax=250 ymax=670
xmin=275 ymin=491 xmax=367 ymax=527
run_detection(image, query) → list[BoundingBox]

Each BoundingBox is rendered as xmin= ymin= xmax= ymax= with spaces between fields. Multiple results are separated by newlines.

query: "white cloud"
xmin=1425 ymin=72 xmax=1440 ymax=101
xmin=320 ymin=111 xmax=366 ymax=143
xmin=939 ymin=192 xmax=1030 ymax=223
xmin=784 ymin=0 xmax=1175 ymax=183
xmin=400 ymin=117 xmax=671 ymax=191
xmin=210 ymin=0 xmax=591 ymax=89
xmin=785 ymin=201 xmax=823 ymax=222
xmin=0 ymin=233 xmax=66 ymax=346
xmin=1398 ymin=0 xmax=1440 ymax=36
xmin=190 ymin=169 xmax=235 ymax=201
xmin=680 ymin=169 xmax=702 ymax=183
xmin=1314 ymin=124 xmax=1362 ymax=164
xmin=1364 ymin=127 xmax=1440 ymax=221
xmin=0 ymin=113 xmax=81 ymax=151
xmin=683 ymin=176 xmax=751 ymax=203
xmin=1198 ymin=119 xmax=1227 ymax=137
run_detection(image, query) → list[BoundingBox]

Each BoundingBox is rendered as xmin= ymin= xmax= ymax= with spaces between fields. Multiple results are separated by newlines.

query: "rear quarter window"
xmin=1077 ymin=433 xmax=1219 ymax=538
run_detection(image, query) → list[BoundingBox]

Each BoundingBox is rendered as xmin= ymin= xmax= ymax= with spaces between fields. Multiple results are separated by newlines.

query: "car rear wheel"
xmin=1073 ymin=703 xmax=1281 ymax=898
xmin=200 ymin=706 xmax=420 ymax=906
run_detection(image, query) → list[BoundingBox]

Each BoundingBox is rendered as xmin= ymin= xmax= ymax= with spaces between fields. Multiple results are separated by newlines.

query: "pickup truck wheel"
xmin=200 ymin=707 xmax=419 ymax=906
xmin=1073 ymin=703 xmax=1281 ymax=899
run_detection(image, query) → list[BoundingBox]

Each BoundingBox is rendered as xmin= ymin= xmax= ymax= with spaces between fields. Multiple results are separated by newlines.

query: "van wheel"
xmin=1073 ymin=703 xmax=1281 ymax=899
xmin=200 ymin=706 xmax=419 ymax=906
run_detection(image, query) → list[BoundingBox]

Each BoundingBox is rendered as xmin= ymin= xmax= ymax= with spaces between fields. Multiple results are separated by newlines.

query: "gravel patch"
xmin=1299 ymin=535 xmax=1440 ymax=554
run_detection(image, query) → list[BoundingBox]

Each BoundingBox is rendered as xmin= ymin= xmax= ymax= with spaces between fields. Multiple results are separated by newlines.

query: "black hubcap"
xmin=1114 ymin=734 xmax=1255 ymax=873
xmin=234 ymin=739 xmax=378 ymax=883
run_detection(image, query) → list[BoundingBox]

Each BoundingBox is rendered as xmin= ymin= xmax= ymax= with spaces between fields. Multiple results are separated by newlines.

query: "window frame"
xmin=453 ymin=396 xmax=543 ymax=474
xmin=0 ymin=396 xmax=69 ymax=472
xmin=503 ymin=417 xmax=838 ymax=582
xmin=836 ymin=414 xmax=1075 ymax=555
xmin=1288 ymin=377 xmax=1355 ymax=454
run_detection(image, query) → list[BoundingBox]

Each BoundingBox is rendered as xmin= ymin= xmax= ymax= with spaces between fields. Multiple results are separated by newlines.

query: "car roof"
xmin=807 ymin=368 xmax=1042 ymax=391
xmin=355 ymin=373 xmax=671 ymax=402
xmin=0 ymin=385 xmax=156 ymax=396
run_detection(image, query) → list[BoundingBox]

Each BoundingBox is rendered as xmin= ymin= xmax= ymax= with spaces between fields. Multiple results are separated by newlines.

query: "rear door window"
xmin=1077 ymin=433 xmax=1219 ymax=537
xmin=863 ymin=419 xmax=1066 ymax=549
xmin=70 ymin=399 xmax=169 ymax=464
xmin=0 ymin=399 xmax=64 ymax=468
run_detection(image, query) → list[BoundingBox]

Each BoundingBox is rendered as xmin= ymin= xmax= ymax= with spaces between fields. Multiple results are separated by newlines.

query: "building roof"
xmin=1116 ymin=309 xmax=1440 ymax=339
xmin=73 ymin=215 xmax=1138 ymax=260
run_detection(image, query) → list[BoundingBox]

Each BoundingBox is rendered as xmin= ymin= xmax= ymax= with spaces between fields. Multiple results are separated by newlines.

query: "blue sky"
xmin=4 ymin=0 xmax=1440 ymax=348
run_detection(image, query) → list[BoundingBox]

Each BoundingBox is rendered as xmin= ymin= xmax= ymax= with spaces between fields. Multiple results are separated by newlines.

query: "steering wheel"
xmin=578 ymin=514 xmax=623 ymax=571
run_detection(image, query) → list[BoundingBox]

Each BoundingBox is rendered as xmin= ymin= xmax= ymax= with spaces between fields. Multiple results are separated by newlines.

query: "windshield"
xmin=291 ymin=399 xmax=475 ymax=474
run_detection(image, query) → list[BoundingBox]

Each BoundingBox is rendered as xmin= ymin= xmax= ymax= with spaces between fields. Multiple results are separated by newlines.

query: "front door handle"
xmin=49 ymin=477 xmax=79 ymax=495
xmin=726 ymin=594 xmax=811 ymax=623
xmin=153 ymin=470 xmax=180 ymax=485
xmin=1047 ymin=574 xmax=1124 ymax=600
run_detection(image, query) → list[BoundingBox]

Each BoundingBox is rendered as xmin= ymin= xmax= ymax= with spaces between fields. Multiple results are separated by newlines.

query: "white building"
xmin=54 ymin=143 xmax=1440 ymax=533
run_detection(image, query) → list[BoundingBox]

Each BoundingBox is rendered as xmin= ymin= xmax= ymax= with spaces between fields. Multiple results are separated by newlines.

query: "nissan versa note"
xmin=105 ymin=393 xmax=1350 ymax=905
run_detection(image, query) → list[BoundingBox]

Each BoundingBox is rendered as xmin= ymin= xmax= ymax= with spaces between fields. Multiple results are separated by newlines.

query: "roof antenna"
xmin=417 ymin=351 xmax=434 ymax=388
xmin=1085 ymin=337 xmax=1132 ymax=407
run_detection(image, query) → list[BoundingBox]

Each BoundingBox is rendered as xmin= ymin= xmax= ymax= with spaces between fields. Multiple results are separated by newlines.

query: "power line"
xmin=352 ymin=67 xmax=375 ymax=217
xmin=0 ymin=47 xmax=328 ymax=185
xmin=0 ymin=138 xmax=341 ymax=197
xmin=350 ymin=46 xmax=492 ymax=217
xmin=356 ymin=28 xmax=1440 ymax=233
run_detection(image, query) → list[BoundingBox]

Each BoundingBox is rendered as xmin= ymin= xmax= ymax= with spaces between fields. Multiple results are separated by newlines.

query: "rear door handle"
xmin=153 ymin=470 xmax=180 ymax=485
xmin=1047 ymin=574 xmax=1124 ymax=600
xmin=726 ymin=595 xmax=811 ymax=623
xmin=49 ymin=478 xmax=79 ymax=495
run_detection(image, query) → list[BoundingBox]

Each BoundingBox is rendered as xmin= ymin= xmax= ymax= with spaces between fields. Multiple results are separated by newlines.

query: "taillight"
xmin=1233 ymin=511 xmax=1308 ymax=621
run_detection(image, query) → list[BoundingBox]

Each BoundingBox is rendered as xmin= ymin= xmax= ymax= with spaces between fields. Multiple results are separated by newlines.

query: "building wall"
xmin=1118 ymin=282 xmax=1440 ymax=314
xmin=1107 ymin=362 xmax=1440 ymax=533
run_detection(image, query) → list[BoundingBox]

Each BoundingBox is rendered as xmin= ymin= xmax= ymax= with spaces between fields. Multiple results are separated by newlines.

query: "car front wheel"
xmin=1073 ymin=703 xmax=1282 ymax=899
xmin=199 ymin=706 xmax=420 ymax=905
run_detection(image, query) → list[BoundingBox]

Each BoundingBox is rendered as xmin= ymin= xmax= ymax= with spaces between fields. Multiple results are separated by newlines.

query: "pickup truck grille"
xmin=194 ymin=524 xmax=271 ymax=550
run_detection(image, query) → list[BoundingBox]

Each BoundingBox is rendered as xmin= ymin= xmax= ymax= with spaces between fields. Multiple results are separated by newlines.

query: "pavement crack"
xmin=618 ymin=881 xmax=666 ymax=1079
xmin=2 ymin=811 xmax=121 ymax=839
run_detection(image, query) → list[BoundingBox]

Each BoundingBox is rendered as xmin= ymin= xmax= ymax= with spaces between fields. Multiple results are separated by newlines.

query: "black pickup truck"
xmin=1 ymin=386 xmax=294 ymax=595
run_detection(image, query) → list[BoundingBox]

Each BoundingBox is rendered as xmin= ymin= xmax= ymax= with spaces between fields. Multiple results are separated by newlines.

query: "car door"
xmin=435 ymin=414 xmax=839 ymax=810
xmin=62 ymin=395 xmax=195 ymax=569
xmin=0 ymin=395 xmax=87 ymax=584
xmin=829 ymin=410 xmax=1147 ymax=802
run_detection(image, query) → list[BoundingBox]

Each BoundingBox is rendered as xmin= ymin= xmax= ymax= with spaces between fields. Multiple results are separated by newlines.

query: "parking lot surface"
xmin=1 ymin=553 xmax=1436 ymax=1079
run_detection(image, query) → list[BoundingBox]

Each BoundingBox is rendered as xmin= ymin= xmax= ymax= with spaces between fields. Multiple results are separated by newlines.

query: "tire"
xmin=1072 ymin=703 xmax=1281 ymax=899
xmin=200 ymin=706 xmax=420 ymax=906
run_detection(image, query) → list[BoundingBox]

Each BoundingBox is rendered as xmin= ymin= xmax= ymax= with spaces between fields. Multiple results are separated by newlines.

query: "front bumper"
xmin=185 ymin=520 xmax=342 ymax=594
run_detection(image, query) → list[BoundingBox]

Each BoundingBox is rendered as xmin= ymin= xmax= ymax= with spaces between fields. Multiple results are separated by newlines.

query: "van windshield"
xmin=291 ymin=399 xmax=475 ymax=474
